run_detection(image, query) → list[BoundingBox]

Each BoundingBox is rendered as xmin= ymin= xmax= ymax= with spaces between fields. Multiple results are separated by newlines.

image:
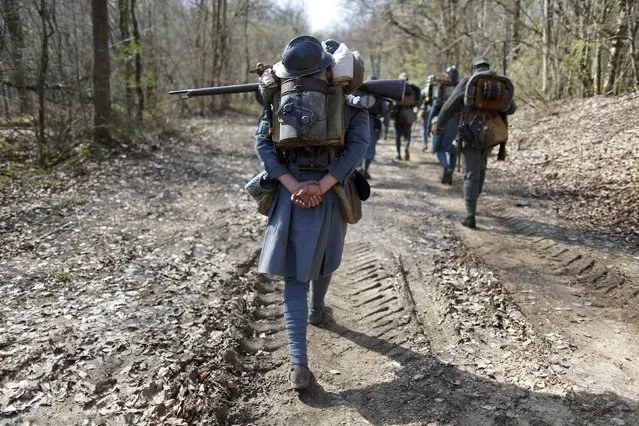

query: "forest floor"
xmin=1 ymin=95 xmax=638 ymax=425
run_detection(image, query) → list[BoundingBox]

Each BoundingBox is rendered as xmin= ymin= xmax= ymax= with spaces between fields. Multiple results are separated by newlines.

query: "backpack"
xmin=271 ymin=68 xmax=346 ymax=148
xmin=433 ymin=80 xmax=455 ymax=107
xmin=398 ymin=107 xmax=417 ymax=125
xmin=462 ymin=71 xmax=514 ymax=148
xmin=396 ymin=83 xmax=421 ymax=107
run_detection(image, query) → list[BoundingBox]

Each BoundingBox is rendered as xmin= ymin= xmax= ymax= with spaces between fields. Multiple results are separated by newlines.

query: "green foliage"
xmin=508 ymin=48 xmax=545 ymax=100
xmin=401 ymin=51 xmax=428 ymax=86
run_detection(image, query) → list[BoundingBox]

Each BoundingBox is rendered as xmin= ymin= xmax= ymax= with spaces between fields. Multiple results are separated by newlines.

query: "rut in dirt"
xmin=2 ymin=115 xmax=638 ymax=426
xmin=233 ymin=116 xmax=639 ymax=426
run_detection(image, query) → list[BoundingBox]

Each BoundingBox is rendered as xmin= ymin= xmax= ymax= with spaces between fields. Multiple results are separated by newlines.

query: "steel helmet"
xmin=427 ymin=74 xmax=436 ymax=83
xmin=273 ymin=35 xmax=334 ymax=78
xmin=445 ymin=65 xmax=459 ymax=84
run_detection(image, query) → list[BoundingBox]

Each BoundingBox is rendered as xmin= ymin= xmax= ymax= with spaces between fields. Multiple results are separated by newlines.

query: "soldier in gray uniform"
xmin=436 ymin=56 xmax=516 ymax=229
xmin=419 ymin=74 xmax=436 ymax=151
xmin=391 ymin=73 xmax=421 ymax=161
xmin=359 ymin=75 xmax=384 ymax=179
xmin=255 ymin=36 xmax=369 ymax=389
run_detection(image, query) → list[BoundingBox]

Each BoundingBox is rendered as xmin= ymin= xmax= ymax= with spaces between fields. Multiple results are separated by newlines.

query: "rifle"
xmin=169 ymin=79 xmax=407 ymax=101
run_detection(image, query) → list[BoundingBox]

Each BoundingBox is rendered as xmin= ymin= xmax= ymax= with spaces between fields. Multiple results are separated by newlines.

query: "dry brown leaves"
xmin=494 ymin=93 xmax=639 ymax=245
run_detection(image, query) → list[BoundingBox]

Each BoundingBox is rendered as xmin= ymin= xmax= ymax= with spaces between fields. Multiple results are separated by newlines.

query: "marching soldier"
xmin=435 ymin=56 xmax=516 ymax=228
xmin=255 ymin=36 xmax=369 ymax=389
xmin=427 ymin=66 xmax=459 ymax=184
xmin=420 ymin=74 xmax=436 ymax=151
xmin=359 ymin=75 xmax=385 ymax=179
xmin=391 ymin=73 xmax=421 ymax=161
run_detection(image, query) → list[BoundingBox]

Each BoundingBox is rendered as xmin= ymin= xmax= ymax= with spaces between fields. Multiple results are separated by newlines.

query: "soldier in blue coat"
xmin=427 ymin=66 xmax=459 ymax=185
xmin=359 ymin=75 xmax=384 ymax=179
xmin=419 ymin=74 xmax=436 ymax=151
xmin=255 ymin=36 xmax=369 ymax=389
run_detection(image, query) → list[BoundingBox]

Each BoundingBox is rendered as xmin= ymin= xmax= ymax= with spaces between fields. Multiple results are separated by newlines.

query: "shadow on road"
xmin=297 ymin=323 xmax=637 ymax=425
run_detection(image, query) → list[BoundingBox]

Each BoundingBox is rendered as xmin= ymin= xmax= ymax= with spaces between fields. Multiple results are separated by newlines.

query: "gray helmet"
xmin=445 ymin=65 xmax=459 ymax=83
xmin=472 ymin=56 xmax=490 ymax=68
xmin=273 ymin=35 xmax=334 ymax=78
xmin=427 ymin=74 xmax=436 ymax=83
xmin=322 ymin=39 xmax=340 ymax=55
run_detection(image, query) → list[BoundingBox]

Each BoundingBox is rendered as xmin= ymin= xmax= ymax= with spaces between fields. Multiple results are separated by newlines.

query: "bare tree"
xmin=91 ymin=0 xmax=111 ymax=143
xmin=119 ymin=0 xmax=133 ymax=118
xmin=2 ymin=0 xmax=29 ymax=115
xmin=34 ymin=0 xmax=54 ymax=166
xmin=131 ymin=0 xmax=144 ymax=122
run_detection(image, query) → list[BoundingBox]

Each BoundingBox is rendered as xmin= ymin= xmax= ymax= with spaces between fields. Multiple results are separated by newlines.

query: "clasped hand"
xmin=291 ymin=181 xmax=323 ymax=208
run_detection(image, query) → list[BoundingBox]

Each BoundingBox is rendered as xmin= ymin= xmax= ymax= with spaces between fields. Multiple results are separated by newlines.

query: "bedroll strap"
xmin=281 ymin=77 xmax=329 ymax=95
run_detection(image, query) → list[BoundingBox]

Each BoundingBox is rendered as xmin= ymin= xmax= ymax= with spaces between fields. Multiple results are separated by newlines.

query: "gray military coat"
xmin=255 ymin=97 xmax=370 ymax=282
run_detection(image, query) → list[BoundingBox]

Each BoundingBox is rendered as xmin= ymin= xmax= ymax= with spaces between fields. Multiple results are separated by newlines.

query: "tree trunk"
xmin=91 ymin=0 xmax=112 ymax=143
xmin=118 ymin=0 xmax=133 ymax=119
xmin=243 ymin=0 xmax=250 ymax=84
xmin=542 ymin=0 xmax=552 ymax=95
xmin=604 ymin=0 xmax=629 ymax=94
xmin=130 ymin=0 xmax=144 ymax=122
xmin=630 ymin=17 xmax=639 ymax=90
xmin=511 ymin=0 xmax=521 ymax=61
xmin=2 ymin=0 xmax=29 ymax=115
xmin=36 ymin=0 xmax=52 ymax=166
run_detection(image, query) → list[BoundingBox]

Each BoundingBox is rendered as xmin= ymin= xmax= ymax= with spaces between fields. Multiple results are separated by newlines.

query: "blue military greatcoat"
xmin=255 ymin=96 xmax=370 ymax=282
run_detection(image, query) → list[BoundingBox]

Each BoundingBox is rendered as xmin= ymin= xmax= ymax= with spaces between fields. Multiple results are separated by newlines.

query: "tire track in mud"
xmin=239 ymin=241 xmax=434 ymax=425
xmin=453 ymin=193 xmax=639 ymax=401
xmin=476 ymin=196 xmax=638 ymax=324
xmin=229 ymin=124 xmax=639 ymax=425
xmin=328 ymin=244 xmax=425 ymax=355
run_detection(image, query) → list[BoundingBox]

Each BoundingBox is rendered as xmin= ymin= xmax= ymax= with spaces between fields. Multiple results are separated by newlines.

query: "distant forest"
xmin=1 ymin=0 xmax=637 ymax=165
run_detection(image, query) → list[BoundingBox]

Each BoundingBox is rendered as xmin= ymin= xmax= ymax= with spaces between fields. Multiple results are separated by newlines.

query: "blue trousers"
xmin=435 ymin=148 xmax=457 ymax=172
xmin=421 ymin=117 xmax=429 ymax=148
xmin=283 ymin=274 xmax=332 ymax=365
xmin=431 ymin=116 xmax=458 ymax=172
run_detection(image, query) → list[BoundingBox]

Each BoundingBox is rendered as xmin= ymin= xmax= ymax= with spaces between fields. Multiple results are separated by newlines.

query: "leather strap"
xmin=281 ymin=77 xmax=329 ymax=95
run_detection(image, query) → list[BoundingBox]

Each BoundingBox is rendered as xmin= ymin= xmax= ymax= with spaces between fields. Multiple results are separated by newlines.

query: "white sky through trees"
xmin=276 ymin=0 xmax=345 ymax=31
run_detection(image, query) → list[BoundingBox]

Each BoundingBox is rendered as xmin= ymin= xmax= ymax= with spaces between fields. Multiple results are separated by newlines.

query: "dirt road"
xmin=1 ymin=115 xmax=637 ymax=425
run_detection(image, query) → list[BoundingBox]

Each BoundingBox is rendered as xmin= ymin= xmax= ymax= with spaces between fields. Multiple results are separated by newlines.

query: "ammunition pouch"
xmin=245 ymin=171 xmax=278 ymax=216
xmin=333 ymin=172 xmax=362 ymax=224
xmin=458 ymin=114 xmax=483 ymax=149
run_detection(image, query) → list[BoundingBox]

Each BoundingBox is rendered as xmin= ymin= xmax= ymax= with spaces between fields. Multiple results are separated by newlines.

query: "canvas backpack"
xmin=433 ymin=80 xmax=455 ymax=108
xmin=396 ymin=83 xmax=421 ymax=107
xmin=462 ymin=71 xmax=514 ymax=148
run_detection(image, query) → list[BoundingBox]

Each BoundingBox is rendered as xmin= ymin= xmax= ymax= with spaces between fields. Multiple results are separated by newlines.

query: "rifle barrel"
xmin=169 ymin=83 xmax=260 ymax=98
xmin=169 ymin=80 xmax=406 ymax=101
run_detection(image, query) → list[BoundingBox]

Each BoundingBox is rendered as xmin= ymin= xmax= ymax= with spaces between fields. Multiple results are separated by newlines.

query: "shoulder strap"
xmin=281 ymin=77 xmax=329 ymax=96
